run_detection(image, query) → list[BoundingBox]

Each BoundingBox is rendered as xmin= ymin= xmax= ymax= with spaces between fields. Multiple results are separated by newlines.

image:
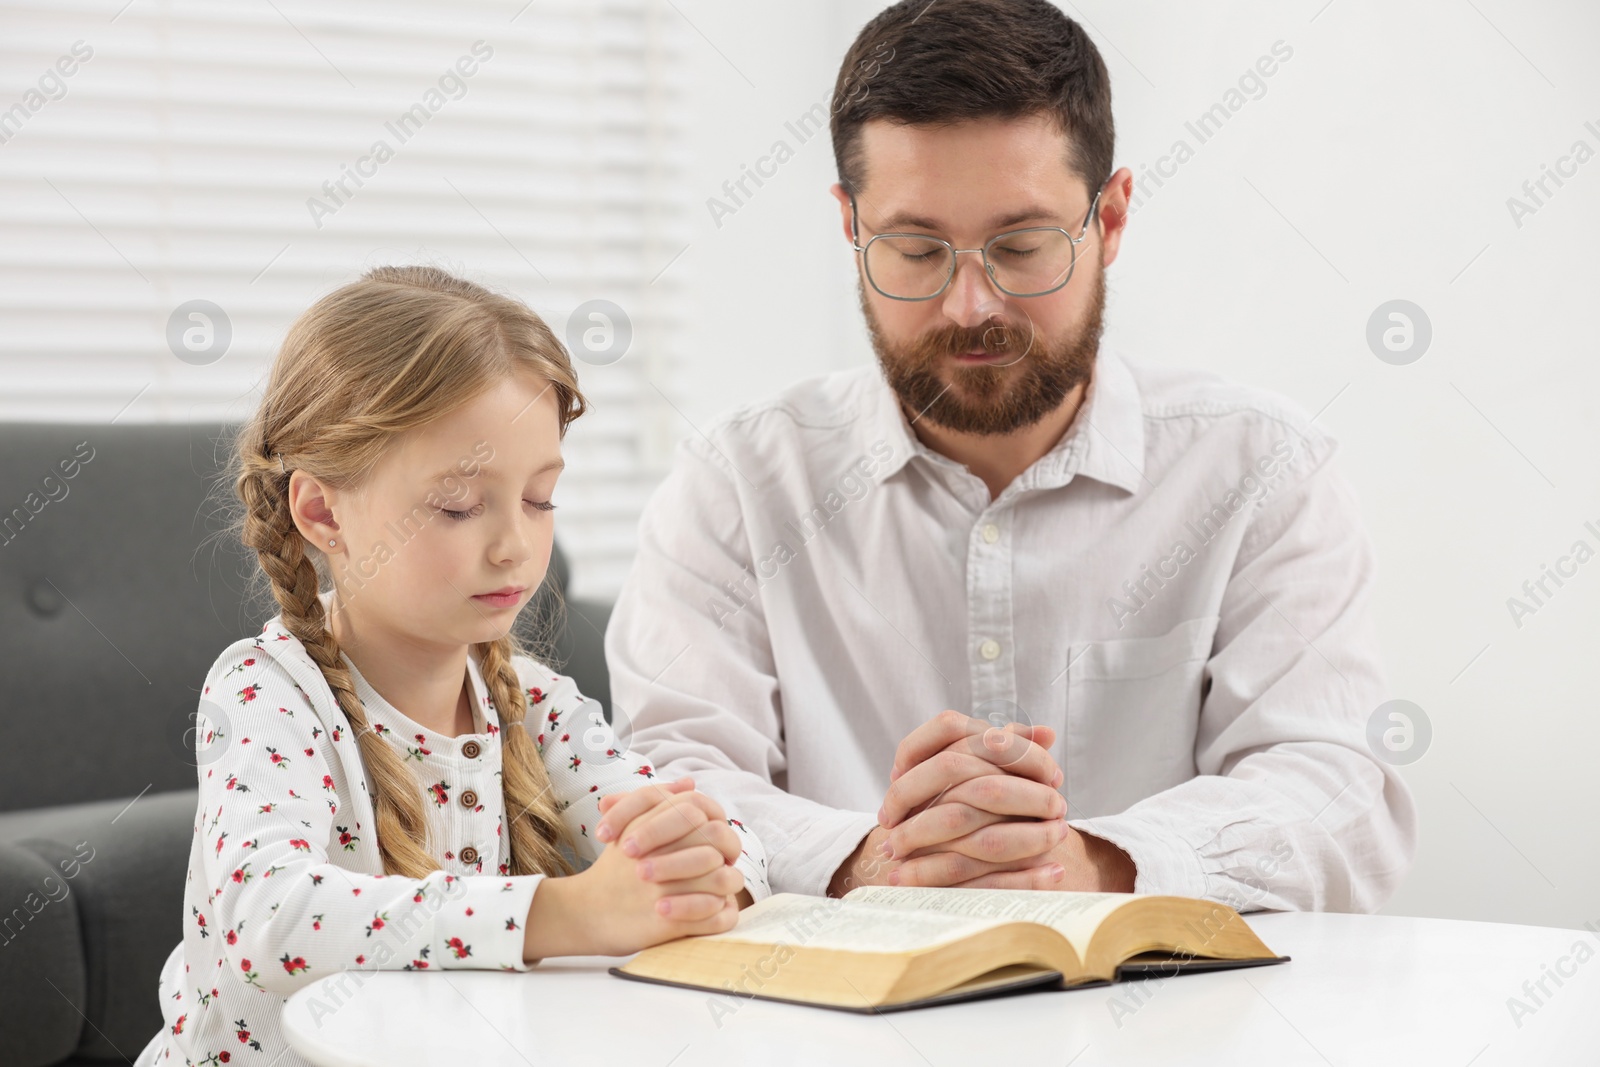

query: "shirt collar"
xmin=862 ymin=340 xmax=1146 ymax=495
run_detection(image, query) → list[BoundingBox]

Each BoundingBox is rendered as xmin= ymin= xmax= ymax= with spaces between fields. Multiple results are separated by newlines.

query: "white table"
xmin=282 ymin=911 xmax=1600 ymax=1066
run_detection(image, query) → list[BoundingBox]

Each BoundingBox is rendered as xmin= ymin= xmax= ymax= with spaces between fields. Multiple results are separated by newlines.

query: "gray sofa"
xmin=0 ymin=422 xmax=614 ymax=1067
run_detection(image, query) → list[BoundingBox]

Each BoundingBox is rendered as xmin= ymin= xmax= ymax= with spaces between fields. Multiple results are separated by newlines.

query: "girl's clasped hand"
xmin=526 ymin=777 xmax=748 ymax=959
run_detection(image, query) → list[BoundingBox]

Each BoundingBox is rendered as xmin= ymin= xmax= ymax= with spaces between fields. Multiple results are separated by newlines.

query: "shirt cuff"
xmin=431 ymin=872 xmax=545 ymax=972
xmin=1067 ymin=814 xmax=1208 ymax=899
xmin=769 ymin=809 xmax=881 ymax=898
xmin=731 ymin=841 xmax=771 ymax=902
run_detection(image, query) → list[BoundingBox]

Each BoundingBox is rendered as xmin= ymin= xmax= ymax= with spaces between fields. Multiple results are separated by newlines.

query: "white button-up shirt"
xmin=606 ymin=342 xmax=1417 ymax=912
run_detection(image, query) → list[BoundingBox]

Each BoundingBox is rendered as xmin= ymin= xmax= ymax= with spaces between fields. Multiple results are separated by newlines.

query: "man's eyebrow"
xmin=427 ymin=458 xmax=564 ymax=482
xmin=873 ymin=206 xmax=1063 ymax=234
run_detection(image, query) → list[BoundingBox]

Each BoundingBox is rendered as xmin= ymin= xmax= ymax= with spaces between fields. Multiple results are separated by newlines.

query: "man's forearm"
xmin=1059 ymin=828 xmax=1137 ymax=892
xmin=826 ymin=825 xmax=892 ymax=897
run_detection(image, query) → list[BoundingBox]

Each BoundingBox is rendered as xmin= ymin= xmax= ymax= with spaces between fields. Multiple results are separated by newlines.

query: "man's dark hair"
xmin=829 ymin=0 xmax=1113 ymax=202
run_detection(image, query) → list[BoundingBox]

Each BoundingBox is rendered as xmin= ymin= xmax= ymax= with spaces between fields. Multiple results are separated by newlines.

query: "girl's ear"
xmin=287 ymin=470 xmax=342 ymax=551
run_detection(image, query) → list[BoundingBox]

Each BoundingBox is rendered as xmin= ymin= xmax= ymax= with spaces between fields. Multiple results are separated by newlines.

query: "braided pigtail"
xmin=475 ymin=635 xmax=576 ymax=877
xmin=236 ymin=448 xmax=442 ymax=878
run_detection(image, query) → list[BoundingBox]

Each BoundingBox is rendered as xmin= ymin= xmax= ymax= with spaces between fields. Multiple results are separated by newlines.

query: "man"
xmin=601 ymin=0 xmax=1415 ymax=912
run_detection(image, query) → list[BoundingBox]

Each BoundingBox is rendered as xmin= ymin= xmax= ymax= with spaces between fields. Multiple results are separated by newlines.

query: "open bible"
xmin=610 ymin=885 xmax=1289 ymax=1013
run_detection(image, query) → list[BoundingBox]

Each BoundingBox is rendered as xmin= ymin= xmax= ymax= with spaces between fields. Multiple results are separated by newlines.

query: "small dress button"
xmin=461 ymin=741 xmax=482 ymax=759
xmin=459 ymin=845 xmax=480 ymax=865
xmin=981 ymin=523 xmax=1000 ymax=544
xmin=459 ymin=789 xmax=479 ymax=809
xmin=979 ymin=639 xmax=1001 ymax=661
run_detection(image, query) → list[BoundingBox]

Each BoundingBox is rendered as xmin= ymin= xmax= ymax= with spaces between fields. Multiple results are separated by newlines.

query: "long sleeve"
xmin=1069 ymin=436 xmax=1418 ymax=913
xmin=198 ymin=653 xmax=546 ymax=995
xmin=605 ymin=440 xmax=879 ymax=899
xmin=518 ymin=660 xmax=772 ymax=900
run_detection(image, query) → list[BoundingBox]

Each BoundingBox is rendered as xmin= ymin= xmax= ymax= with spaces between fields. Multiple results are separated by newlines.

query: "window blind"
xmin=0 ymin=0 xmax=692 ymax=598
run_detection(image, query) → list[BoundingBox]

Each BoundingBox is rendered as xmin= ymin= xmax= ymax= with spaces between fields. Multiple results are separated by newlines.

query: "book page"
xmin=843 ymin=886 xmax=1137 ymax=959
xmin=699 ymin=892 xmax=1011 ymax=954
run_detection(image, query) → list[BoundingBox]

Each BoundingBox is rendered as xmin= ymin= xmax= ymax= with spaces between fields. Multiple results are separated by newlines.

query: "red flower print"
xmin=171 ymin=1014 xmax=186 ymax=1035
xmin=465 ymin=907 xmax=474 ymax=916
xmin=289 ymin=838 xmax=310 ymax=852
xmin=304 ymin=747 xmax=314 ymax=757
xmin=240 ymin=959 xmax=260 ymax=986
xmin=568 ymin=756 xmax=582 ymax=770
xmin=446 ymin=937 xmax=472 ymax=959
xmin=234 ymin=1019 xmax=262 ymax=1050
xmin=505 ymin=917 xmax=520 ymax=931
xmin=332 ymin=726 xmax=343 ymax=742
xmin=355 ymin=954 xmax=366 ymax=964
xmin=265 ymin=746 xmax=290 ymax=768
xmin=322 ymin=774 xmax=335 ymax=791
xmin=336 ymin=826 xmax=359 ymax=851
xmin=429 ymin=781 xmax=450 ymax=806
xmin=257 ymin=803 xmax=275 ymax=814
xmin=225 ymin=929 xmax=238 ymax=945
xmin=560 ymin=732 xmax=570 ymax=743
xmin=635 ymin=764 xmax=654 ymax=777
xmin=312 ymin=913 xmax=324 ymax=931
xmin=529 ymin=687 xmax=546 ymax=705
xmin=366 ymin=912 xmax=389 ymax=937
xmin=237 ymin=684 xmax=261 ymax=703
xmin=280 ymin=953 xmax=310 ymax=975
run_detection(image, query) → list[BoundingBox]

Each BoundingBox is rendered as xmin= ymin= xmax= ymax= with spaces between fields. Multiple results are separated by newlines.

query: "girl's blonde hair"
xmin=228 ymin=264 xmax=585 ymax=880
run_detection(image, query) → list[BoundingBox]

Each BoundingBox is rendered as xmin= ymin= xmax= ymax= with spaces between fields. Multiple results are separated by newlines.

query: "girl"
xmin=135 ymin=265 xmax=768 ymax=1067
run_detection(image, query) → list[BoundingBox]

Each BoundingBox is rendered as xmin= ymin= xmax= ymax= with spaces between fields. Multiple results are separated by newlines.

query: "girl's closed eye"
xmin=441 ymin=499 xmax=556 ymax=522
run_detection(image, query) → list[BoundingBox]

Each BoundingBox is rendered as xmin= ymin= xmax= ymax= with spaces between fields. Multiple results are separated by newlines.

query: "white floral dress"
xmin=134 ymin=593 xmax=769 ymax=1067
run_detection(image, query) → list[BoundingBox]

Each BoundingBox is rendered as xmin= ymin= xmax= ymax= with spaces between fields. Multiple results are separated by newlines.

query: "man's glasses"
xmin=848 ymin=185 xmax=1104 ymax=301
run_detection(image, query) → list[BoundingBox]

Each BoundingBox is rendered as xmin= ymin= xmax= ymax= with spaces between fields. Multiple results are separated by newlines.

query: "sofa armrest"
xmin=0 ymin=789 xmax=196 ymax=1063
xmin=0 ymin=840 xmax=87 ymax=1067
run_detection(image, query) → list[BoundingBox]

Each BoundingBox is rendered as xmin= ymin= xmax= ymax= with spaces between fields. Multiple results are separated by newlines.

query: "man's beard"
xmin=860 ymin=265 xmax=1105 ymax=436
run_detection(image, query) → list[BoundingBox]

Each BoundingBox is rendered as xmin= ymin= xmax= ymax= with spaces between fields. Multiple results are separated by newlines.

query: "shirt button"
xmin=460 ymin=790 xmax=479 ymax=809
xmin=461 ymin=741 xmax=481 ymax=759
xmin=979 ymin=639 xmax=1001 ymax=661
xmin=981 ymin=523 xmax=1000 ymax=544
xmin=459 ymin=846 xmax=480 ymax=865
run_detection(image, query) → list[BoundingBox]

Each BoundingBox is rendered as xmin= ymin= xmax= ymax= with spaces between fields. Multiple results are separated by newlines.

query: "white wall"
xmin=666 ymin=0 xmax=1600 ymax=930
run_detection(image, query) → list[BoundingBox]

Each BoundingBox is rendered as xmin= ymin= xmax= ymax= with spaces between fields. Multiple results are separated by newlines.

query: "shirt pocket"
xmin=1061 ymin=615 xmax=1220 ymax=821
